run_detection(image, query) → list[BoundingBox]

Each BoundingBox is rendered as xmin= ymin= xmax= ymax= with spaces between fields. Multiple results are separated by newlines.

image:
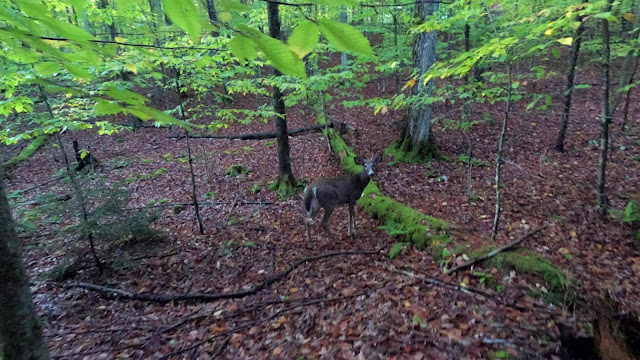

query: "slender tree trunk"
xmin=610 ymin=0 xmax=640 ymax=120
xmin=597 ymin=0 xmax=614 ymax=214
xmin=37 ymin=86 xmax=102 ymax=269
xmin=98 ymin=0 xmax=116 ymax=41
xmin=621 ymin=56 xmax=639 ymax=130
xmin=267 ymin=1 xmax=296 ymax=191
xmin=555 ymin=3 xmax=587 ymax=152
xmin=401 ymin=0 xmax=439 ymax=157
xmin=491 ymin=63 xmax=512 ymax=241
xmin=206 ymin=0 xmax=218 ymax=36
xmin=340 ymin=6 xmax=348 ymax=67
xmin=185 ymin=131 xmax=204 ymax=234
xmin=174 ymin=70 xmax=204 ymax=234
xmin=148 ymin=0 xmax=163 ymax=30
xmin=393 ymin=0 xmax=400 ymax=93
xmin=463 ymin=21 xmax=471 ymax=83
xmin=0 ymin=168 xmax=51 ymax=360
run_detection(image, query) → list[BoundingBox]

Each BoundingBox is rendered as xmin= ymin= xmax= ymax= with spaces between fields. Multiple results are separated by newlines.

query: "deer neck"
xmin=354 ymin=170 xmax=371 ymax=189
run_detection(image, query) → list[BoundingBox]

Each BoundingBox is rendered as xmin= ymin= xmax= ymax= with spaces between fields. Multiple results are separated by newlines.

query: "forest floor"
xmin=6 ymin=58 xmax=640 ymax=359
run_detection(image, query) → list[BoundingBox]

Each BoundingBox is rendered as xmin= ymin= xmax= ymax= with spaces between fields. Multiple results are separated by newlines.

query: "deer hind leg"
xmin=321 ymin=206 xmax=335 ymax=239
xmin=304 ymin=186 xmax=321 ymax=243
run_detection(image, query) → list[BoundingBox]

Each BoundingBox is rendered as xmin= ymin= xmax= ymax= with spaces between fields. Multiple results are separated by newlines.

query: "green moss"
xmin=224 ymin=164 xmax=249 ymax=177
xmin=384 ymin=137 xmax=440 ymax=164
xmin=267 ymin=179 xmax=302 ymax=200
xmin=3 ymin=135 xmax=50 ymax=168
xmin=489 ymin=252 xmax=569 ymax=290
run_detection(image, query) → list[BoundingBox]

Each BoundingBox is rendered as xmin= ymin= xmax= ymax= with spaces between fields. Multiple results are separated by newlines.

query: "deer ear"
xmin=373 ymin=153 xmax=383 ymax=164
xmin=354 ymin=157 xmax=364 ymax=165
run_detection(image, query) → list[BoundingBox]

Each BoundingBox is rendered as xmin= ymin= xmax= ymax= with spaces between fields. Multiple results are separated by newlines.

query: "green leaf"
xmin=594 ymin=12 xmax=618 ymax=22
xmin=228 ymin=35 xmax=257 ymax=63
xmin=574 ymin=84 xmax=591 ymax=89
xmin=95 ymin=101 xmax=124 ymax=115
xmin=218 ymin=0 xmax=250 ymax=12
xmin=389 ymin=242 xmax=404 ymax=259
xmin=34 ymin=62 xmax=61 ymax=76
xmin=288 ymin=20 xmax=319 ymax=58
xmin=64 ymin=63 xmax=91 ymax=79
xmin=162 ymin=0 xmax=202 ymax=41
xmin=310 ymin=0 xmax=358 ymax=5
xmin=254 ymin=35 xmax=307 ymax=78
xmin=317 ymin=18 xmax=374 ymax=57
xmin=37 ymin=15 xmax=94 ymax=43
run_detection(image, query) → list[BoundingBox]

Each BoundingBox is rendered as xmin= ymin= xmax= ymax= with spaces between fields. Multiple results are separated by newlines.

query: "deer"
xmin=303 ymin=153 xmax=382 ymax=241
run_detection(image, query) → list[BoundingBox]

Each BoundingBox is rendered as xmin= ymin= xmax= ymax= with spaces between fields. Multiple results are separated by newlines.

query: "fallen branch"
xmin=122 ymin=200 xmax=273 ymax=211
xmin=383 ymin=263 xmax=491 ymax=300
xmin=14 ymin=194 xmax=71 ymax=208
xmin=444 ymin=225 xmax=547 ymax=275
xmin=15 ymin=177 xmax=63 ymax=193
xmin=53 ymin=248 xmax=383 ymax=303
xmin=171 ymin=123 xmax=333 ymax=141
xmin=303 ymin=105 xmax=357 ymax=131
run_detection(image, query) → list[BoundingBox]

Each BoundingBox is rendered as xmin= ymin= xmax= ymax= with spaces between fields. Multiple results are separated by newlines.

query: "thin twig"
xmin=444 ymin=225 xmax=547 ymax=275
xmin=51 ymin=249 xmax=383 ymax=304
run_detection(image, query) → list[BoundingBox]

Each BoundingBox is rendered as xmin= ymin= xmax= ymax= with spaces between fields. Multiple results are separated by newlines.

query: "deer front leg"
xmin=348 ymin=203 xmax=356 ymax=236
xmin=321 ymin=207 xmax=335 ymax=239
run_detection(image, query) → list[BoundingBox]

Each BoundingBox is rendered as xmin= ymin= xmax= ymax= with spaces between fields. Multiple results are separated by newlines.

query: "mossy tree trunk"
xmin=267 ymin=1 xmax=297 ymax=194
xmin=0 ymin=168 xmax=51 ymax=360
xmin=401 ymin=0 xmax=439 ymax=159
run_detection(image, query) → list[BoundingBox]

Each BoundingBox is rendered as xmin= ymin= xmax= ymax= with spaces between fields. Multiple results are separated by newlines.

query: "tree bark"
xmin=491 ymin=63 xmax=512 ymax=241
xmin=621 ymin=56 xmax=639 ymax=129
xmin=597 ymin=0 xmax=614 ymax=214
xmin=206 ymin=0 xmax=218 ymax=36
xmin=148 ymin=0 xmax=163 ymax=30
xmin=267 ymin=1 xmax=296 ymax=189
xmin=0 ymin=168 xmax=51 ymax=360
xmin=340 ymin=6 xmax=348 ymax=67
xmin=98 ymin=0 xmax=116 ymax=41
xmin=555 ymin=0 xmax=588 ymax=152
xmin=402 ymin=0 xmax=439 ymax=157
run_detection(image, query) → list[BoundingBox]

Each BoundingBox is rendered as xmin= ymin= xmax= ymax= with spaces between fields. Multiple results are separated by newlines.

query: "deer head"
xmin=303 ymin=153 xmax=382 ymax=241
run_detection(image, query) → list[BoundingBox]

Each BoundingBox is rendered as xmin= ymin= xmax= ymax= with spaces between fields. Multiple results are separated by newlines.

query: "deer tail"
xmin=303 ymin=185 xmax=318 ymax=216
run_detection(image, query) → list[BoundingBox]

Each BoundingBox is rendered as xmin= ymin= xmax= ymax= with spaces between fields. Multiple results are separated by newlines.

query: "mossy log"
xmin=3 ymin=135 xmax=50 ymax=169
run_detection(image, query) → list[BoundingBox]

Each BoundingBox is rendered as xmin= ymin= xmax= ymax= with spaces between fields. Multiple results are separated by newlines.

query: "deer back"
xmin=313 ymin=172 xmax=369 ymax=207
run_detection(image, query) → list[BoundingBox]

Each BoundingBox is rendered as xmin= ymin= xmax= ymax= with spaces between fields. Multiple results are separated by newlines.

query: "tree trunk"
xmin=149 ymin=0 xmax=163 ymax=30
xmin=402 ymin=0 xmax=439 ymax=158
xmin=98 ymin=0 xmax=116 ymax=41
xmin=206 ymin=0 xmax=218 ymax=36
xmin=0 ymin=168 xmax=51 ymax=360
xmin=555 ymin=1 xmax=588 ymax=152
xmin=597 ymin=0 xmax=614 ymax=214
xmin=267 ymin=1 xmax=297 ymax=191
xmin=610 ymin=0 xmax=640 ymax=120
xmin=340 ymin=6 xmax=348 ymax=67
xmin=491 ymin=63 xmax=512 ymax=241
xmin=621 ymin=56 xmax=639 ymax=129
